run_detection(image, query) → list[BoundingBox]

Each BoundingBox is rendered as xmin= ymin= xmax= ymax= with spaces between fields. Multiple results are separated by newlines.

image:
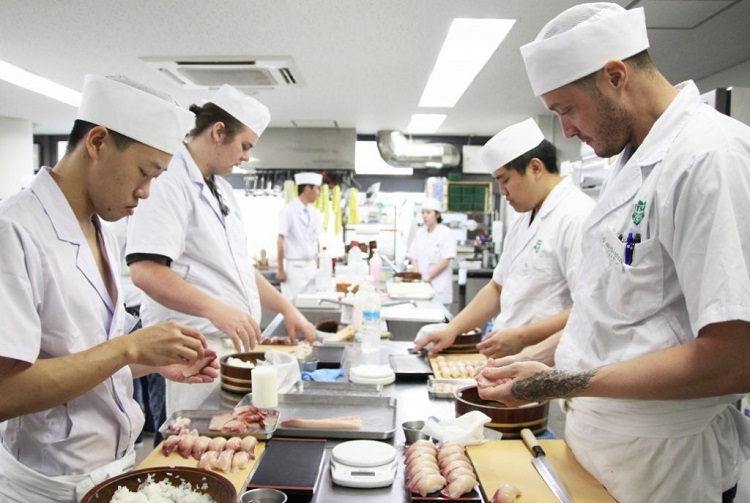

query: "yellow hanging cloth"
xmin=332 ymin=185 xmax=342 ymax=234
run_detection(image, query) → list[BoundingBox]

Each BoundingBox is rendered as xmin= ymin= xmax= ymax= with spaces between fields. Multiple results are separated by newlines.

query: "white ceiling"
xmin=1 ymin=0 xmax=749 ymax=137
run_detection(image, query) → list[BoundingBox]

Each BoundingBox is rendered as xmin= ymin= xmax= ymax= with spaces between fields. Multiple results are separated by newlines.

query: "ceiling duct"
xmin=141 ymin=56 xmax=302 ymax=90
xmin=376 ymin=130 xmax=460 ymax=169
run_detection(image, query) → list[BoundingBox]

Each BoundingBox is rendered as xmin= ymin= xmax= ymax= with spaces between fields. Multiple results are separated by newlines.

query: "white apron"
xmin=280 ymin=259 xmax=317 ymax=301
xmin=0 ymin=444 xmax=135 ymax=503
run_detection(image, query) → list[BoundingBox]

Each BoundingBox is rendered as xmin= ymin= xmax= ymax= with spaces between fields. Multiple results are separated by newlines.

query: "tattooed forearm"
xmin=511 ymin=368 xmax=597 ymax=401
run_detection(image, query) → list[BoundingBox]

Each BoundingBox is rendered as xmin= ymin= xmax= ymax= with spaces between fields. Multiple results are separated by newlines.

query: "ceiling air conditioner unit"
xmin=141 ymin=56 xmax=302 ymax=90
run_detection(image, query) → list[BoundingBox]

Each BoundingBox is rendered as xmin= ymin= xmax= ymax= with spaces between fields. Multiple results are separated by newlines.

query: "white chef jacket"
xmin=0 ymin=168 xmax=142 ymax=500
xmin=492 ymin=176 xmax=593 ymax=330
xmin=127 ymin=144 xmax=262 ymax=413
xmin=406 ymin=224 xmax=456 ymax=304
xmin=557 ymin=81 xmax=750 ymax=503
xmin=278 ymin=198 xmax=322 ymax=299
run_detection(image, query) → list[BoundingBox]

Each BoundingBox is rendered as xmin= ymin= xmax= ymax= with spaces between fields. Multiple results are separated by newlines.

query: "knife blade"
xmin=521 ymin=428 xmax=572 ymax=503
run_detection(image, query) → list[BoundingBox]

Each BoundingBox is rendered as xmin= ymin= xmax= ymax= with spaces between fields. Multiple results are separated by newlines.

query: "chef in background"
xmin=0 ymin=75 xmax=216 ymax=503
xmin=414 ymin=119 xmax=593 ymax=357
xmin=406 ymin=197 xmax=456 ymax=306
xmin=128 ymin=84 xmax=316 ymax=416
xmin=478 ymin=4 xmax=750 ymax=502
xmin=277 ymin=172 xmax=324 ymax=300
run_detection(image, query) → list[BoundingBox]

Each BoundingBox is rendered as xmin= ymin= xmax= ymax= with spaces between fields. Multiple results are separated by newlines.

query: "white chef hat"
xmin=210 ymin=84 xmax=271 ymax=137
xmin=294 ymin=172 xmax=322 ymax=186
xmin=479 ymin=118 xmax=545 ymax=174
xmin=521 ymin=3 xmax=649 ymax=96
xmin=422 ymin=197 xmax=443 ymax=213
xmin=76 ymin=75 xmax=194 ymax=155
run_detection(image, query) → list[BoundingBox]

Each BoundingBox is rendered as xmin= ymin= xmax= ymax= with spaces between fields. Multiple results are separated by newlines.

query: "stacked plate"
xmin=348 ymin=364 xmax=395 ymax=385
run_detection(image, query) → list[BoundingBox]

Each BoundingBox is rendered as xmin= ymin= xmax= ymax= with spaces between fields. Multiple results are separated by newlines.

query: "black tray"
xmin=247 ymin=437 xmax=327 ymax=500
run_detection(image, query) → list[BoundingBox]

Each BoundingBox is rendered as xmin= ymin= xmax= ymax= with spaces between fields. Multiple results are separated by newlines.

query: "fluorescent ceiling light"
xmin=407 ymin=114 xmax=447 ymax=134
xmin=355 ymin=141 xmax=413 ymax=176
xmin=0 ymin=59 xmax=81 ymax=107
xmin=419 ymin=18 xmax=515 ymax=108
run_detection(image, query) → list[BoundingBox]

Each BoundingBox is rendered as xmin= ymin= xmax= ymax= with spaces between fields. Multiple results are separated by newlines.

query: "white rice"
xmin=226 ymin=357 xmax=256 ymax=368
xmin=110 ymin=474 xmax=217 ymax=503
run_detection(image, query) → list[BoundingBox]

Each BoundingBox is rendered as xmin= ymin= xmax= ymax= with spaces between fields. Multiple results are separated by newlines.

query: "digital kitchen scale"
xmin=330 ymin=440 xmax=398 ymax=488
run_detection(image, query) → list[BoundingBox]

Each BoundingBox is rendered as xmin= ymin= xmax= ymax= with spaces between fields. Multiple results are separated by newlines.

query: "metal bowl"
xmin=239 ymin=487 xmax=288 ymax=503
xmin=402 ymin=420 xmax=429 ymax=444
xmin=81 ymin=466 xmax=236 ymax=503
xmin=454 ymin=384 xmax=549 ymax=438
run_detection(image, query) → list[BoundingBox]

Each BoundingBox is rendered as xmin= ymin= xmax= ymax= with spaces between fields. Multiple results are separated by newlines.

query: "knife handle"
xmin=521 ymin=428 xmax=545 ymax=458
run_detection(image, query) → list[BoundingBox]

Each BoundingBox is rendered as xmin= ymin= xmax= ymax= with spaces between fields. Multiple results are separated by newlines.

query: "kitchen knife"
xmin=521 ymin=428 xmax=573 ymax=503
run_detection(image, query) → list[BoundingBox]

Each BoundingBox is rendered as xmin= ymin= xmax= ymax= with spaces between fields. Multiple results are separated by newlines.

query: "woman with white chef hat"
xmin=127 ymin=84 xmax=316 ymax=416
xmin=0 ymin=75 xmax=215 ymax=503
xmin=414 ymin=118 xmax=594 ymax=357
xmin=406 ymin=196 xmax=457 ymax=305
xmin=478 ymin=4 xmax=750 ymax=502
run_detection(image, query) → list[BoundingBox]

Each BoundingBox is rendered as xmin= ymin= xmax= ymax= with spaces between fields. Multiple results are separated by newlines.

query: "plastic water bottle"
xmin=369 ymin=253 xmax=383 ymax=287
xmin=359 ymin=278 xmax=382 ymax=353
xmin=315 ymin=246 xmax=334 ymax=292
xmin=347 ymin=242 xmax=369 ymax=281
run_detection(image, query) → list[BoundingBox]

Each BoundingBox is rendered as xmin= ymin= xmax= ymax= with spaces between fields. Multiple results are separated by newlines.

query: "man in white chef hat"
xmin=478 ymin=4 xmax=750 ymax=502
xmin=405 ymin=196 xmax=457 ymax=305
xmin=0 ymin=75 xmax=220 ymax=502
xmin=277 ymin=172 xmax=324 ymax=300
xmin=414 ymin=118 xmax=593 ymax=356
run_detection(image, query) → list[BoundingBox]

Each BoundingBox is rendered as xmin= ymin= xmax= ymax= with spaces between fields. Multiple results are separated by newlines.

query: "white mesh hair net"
xmin=537 ymin=2 xmax=626 ymax=40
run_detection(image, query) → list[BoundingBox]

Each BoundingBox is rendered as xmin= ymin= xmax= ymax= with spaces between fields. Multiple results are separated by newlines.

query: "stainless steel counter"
xmin=200 ymin=341 xmax=481 ymax=502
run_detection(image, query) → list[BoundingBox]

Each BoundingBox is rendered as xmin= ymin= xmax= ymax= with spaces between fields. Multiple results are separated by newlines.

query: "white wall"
xmin=0 ymin=117 xmax=34 ymax=199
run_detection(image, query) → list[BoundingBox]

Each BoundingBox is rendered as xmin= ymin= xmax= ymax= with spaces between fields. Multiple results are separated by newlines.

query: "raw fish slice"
xmin=208 ymin=412 xmax=234 ymax=431
xmin=438 ymin=451 xmax=468 ymax=469
xmin=440 ymin=474 xmax=478 ymax=498
xmin=161 ymin=434 xmax=180 ymax=456
xmin=164 ymin=416 xmax=191 ymax=434
xmin=404 ymin=439 xmax=436 ymax=456
xmin=405 ymin=445 xmax=437 ymax=463
xmin=408 ymin=473 xmax=446 ymax=497
xmin=198 ymin=450 xmax=219 ymax=470
xmin=221 ymin=418 xmax=250 ymax=434
xmin=225 ymin=436 xmax=242 ymax=452
xmin=177 ymin=430 xmax=199 ymax=458
xmin=492 ymin=483 xmax=522 ymax=503
xmin=406 ymin=464 xmax=441 ymax=482
xmin=405 ymin=453 xmax=438 ymax=472
xmin=215 ymin=449 xmax=234 ymax=473
xmin=240 ymin=436 xmax=257 ymax=457
xmin=181 ymin=350 xmax=217 ymax=378
xmin=208 ymin=436 xmax=227 ymax=452
xmin=445 ymin=466 xmax=475 ymax=482
xmin=441 ymin=458 xmax=473 ymax=476
xmin=279 ymin=415 xmax=361 ymax=430
xmin=231 ymin=450 xmax=251 ymax=472
xmin=192 ymin=436 xmax=211 ymax=460
xmin=436 ymin=442 xmax=465 ymax=460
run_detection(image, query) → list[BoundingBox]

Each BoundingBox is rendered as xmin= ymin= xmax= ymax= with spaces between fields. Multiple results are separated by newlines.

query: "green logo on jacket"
xmin=632 ymin=200 xmax=646 ymax=226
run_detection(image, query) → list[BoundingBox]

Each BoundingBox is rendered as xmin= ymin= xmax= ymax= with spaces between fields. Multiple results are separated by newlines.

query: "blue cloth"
xmin=301 ymin=368 xmax=345 ymax=382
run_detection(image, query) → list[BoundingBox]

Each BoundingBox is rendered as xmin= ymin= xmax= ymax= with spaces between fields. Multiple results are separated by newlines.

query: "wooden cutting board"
xmin=468 ymin=440 xmax=615 ymax=502
xmin=137 ymin=441 xmax=266 ymax=494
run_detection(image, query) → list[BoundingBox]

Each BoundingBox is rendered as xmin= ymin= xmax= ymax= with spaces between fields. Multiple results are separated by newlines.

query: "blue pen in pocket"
xmin=624 ymin=232 xmax=635 ymax=265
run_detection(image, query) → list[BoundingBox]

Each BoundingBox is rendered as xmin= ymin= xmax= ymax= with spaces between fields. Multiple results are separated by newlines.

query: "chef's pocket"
xmin=605 ymin=235 xmax=664 ymax=319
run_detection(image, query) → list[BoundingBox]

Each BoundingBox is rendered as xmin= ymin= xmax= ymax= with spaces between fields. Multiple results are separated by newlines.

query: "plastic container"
xmin=359 ymin=278 xmax=381 ymax=353
xmin=347 ymin=242 xmax=369 ymax=282
xmin=369 ymin=253 xmax=383 ymax=286
xmin=315 ymin=246 xmax=334 ymax=292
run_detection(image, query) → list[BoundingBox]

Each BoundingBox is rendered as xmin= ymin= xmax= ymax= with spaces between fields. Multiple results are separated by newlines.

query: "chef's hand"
xmin=476 ymin=327 xmax=525 ymax=359
xmin=283 ymin=310 xmax=317 ymax=343
xmin=412 ymin=327 xmax=458 ymax=356
xmin=126 ymin=321 xmax=207 ymax=368
xmin=160 ymin=350 xmax=220 ymax=384
xmin=277 ymin=269 xmax=287 ymax=283
xmin=477 ymin=360 xmax=551 ymax=407
xmin=207 ymin=303 xmax=260 ymax=352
